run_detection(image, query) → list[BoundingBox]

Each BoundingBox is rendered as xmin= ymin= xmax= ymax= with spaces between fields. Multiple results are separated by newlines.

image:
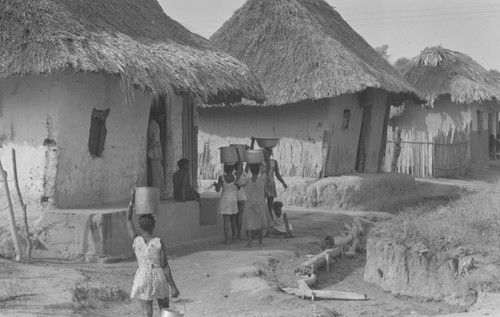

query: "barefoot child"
xmin=234 ymin=161 xmax=249 ymax=240
xmin=242 ymin=163 xmax=268 ymax=247
xmin=126 ymin=189 xmax=180 ymax=317
xmin=270 ymin=201 xmax=295 ymax=238
xmin=214 ymin=164 xmax=239 ymax=244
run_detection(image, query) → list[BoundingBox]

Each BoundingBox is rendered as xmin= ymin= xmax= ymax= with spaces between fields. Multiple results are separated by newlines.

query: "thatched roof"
xmin=210 ymin=0 xmax=422 ymax=107
xmin=404 ymin=46 xmax=500 ymax=105
xmin=0 ymin=0 xmax=265 ymax=104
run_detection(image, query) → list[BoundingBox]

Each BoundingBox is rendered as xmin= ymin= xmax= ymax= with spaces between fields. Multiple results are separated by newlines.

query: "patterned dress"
xmin=243 ymin=175 xmax=270 ymax=230
xmin=219 ymin=176 xmax=238 ymax=215
xmin=262 ymin=160 xmax=278 ymax=198
xmin=130 ymin=236 xmax=169 ymax=301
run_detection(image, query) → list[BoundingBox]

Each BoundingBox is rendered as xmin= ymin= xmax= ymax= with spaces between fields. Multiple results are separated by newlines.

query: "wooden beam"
xmin=282 ymin=288 xmax=367 ymax=301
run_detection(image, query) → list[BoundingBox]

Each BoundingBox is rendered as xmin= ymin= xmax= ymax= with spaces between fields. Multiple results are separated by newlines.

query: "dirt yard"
xmin=1 ymin=163 xmax=500 ymax=317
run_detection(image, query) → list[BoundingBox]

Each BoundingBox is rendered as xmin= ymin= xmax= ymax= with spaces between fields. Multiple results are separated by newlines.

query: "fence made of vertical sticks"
xmin=383 ymin=125 xmax=471 ymax=178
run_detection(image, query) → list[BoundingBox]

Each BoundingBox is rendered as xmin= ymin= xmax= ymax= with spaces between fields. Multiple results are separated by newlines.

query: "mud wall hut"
xmin=389 ymin=47 xmax=500 ymax=169
xmin=0 ymin=0 xmax=264 ymax=210
xmin=198 ymin=0 xmax=422 ymax=179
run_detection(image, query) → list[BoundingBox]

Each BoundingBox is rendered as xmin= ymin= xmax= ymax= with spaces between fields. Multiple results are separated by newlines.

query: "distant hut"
xmin=198 ymin=0 xmax=422 ymax=179
xmin=0 ymin=0 xmax=264 ymax=209
xmin=390 ymin=46 xmax=500 ymax=172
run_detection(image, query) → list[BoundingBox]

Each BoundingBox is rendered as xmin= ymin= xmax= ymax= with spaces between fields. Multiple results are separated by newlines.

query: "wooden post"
xmin=12 ymin=149 xmax=33 ymax=260
xmin=0 ymin=159 xmax=22 ymax=261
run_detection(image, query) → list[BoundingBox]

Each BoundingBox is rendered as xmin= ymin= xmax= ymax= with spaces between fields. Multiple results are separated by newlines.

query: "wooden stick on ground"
xmin=298 ymin=248 xmax=342 ymax=273
xmin=0 ymin=159 xmax=22 ymax=261
xmin=12 ymin=149 xmax=32 ymax=260
xmin=282 ymin=288 xmax=367 ymax=301
xmin=298 ymin=274 xmax=317 ymax=290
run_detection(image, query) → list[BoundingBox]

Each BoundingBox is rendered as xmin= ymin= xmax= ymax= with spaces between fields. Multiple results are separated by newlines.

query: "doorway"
xmin=355 ymin=104 xmax=372 ymax=172
xmin=147 ymin=96 xmax=167 ymax=193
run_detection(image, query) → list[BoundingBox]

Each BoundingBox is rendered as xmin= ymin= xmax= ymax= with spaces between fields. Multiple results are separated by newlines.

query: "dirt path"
xmin=1 ymin=209 xmax=464 ymax=317
xmin=2 ymin=162 xmax=500 ymax=317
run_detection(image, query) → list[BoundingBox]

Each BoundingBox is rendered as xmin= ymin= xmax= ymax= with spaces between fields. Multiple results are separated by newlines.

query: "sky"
xmin=158 ymin=0 xmax=500 ymax=71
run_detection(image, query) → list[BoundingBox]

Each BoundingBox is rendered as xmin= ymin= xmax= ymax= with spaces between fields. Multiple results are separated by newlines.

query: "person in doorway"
xmin=147 ymin=116 xmax=167 ymax=199
xmin=126 ymin=189 xmax=180 ymax=317
xmin=270 ymin=201 xmax=295 ymax=238
xmin=172 ymin=158 xmax=200 ymax=202
xmin=214 ymin=163 xmax=239 ymax=244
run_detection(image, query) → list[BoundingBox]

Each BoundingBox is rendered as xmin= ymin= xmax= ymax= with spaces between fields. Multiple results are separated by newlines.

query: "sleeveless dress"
xmin=130 ymin=236 xmax=169 ymax=300
xmin=236 ymin=172 xmax=249 ymax=201
xmin=243 ymin=175 xmax=270 ymax=230
xmin=262 ymin=160 xmax=278 ymax=198
xmin=219 ymin=176 xmax=238 ymax=215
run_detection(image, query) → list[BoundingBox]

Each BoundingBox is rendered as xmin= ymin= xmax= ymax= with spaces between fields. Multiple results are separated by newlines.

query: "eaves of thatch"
xmin=0 ymin=0 xmax=265 ymax=105
xmin=209 ymin=0 xmax=423 ymax=107
xmin=404 ymin=46 xmax=500 ymax=106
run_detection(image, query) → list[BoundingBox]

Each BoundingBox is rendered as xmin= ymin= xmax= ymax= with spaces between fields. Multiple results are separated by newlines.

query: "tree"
xmin=375 ymin=44 xmax=391 ymax=61
xmin=393 ymin=57 xmax=412 ymax=75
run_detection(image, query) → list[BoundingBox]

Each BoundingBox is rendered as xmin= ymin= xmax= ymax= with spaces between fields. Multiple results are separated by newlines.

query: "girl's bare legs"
xmin=236 ymin=201 xmax=245 ymax=239
xmin=223 ymin=215 xmax=230 ymax=244
xmin=140 ymin=300 xmax=153 ymax=317
xmin=247 ymin=229 xmax=253 ymax=247
xmin=230 ymin=214 xmax=237 ymax=242
xmin=157 ymin=297 xmax=169 ymax=310
xmin=266 ymin=197 xmax=274 ymax=236
xmin=258 ymin=228 xmax=264 ymax=246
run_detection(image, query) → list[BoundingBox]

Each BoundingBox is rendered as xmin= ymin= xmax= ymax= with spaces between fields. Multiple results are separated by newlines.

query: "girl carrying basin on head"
xmin=126 ymin=188 xmax=180 ymax=317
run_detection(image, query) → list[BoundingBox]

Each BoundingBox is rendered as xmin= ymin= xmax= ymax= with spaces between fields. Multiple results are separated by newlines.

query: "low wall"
xmin=34 ymin=195 xmax=222 ymax=259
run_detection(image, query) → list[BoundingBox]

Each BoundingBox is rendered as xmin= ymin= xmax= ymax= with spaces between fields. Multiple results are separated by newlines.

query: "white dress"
xmin=219 ymin=177 xmax=238 ymax=215
xmin=236 ymin=173 xmax=249 ymax=201
xmin=130 ymin=236 xmax=169 ymax=300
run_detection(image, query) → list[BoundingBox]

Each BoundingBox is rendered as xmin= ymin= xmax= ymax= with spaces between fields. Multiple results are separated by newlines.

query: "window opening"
xmin=477 ymin=110 xmax=483 ymax=131
xmin=88 ymin=108 xmax=110 ymax=157
xmin=342 ymin=109 xmax=351 ymax=129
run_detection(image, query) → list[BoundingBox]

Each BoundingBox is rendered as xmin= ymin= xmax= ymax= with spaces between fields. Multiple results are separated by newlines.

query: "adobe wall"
xmin=198 ymin=94 xmax=363 ymax=178
xmin=0 ymin=72 xmax=173 ymax=209
xmin=391 ymin=97 xmax=498 ymax=164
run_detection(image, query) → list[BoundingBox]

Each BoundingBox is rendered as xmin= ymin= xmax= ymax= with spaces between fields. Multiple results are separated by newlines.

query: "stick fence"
xmin=383 ymin=125 xmax=471 ymax=178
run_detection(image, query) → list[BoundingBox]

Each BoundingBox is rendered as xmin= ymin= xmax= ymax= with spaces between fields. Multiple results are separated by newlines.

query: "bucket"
xmin=134 ymin=187 xmax=159 ymax=215
xmin=220 ymin=146 xmax=238 ymax=163
xmin=230 ymin=144 xmax=246 ymax=161
xmin=160 ymin=308 xmax=184 ymax=317
xmin=243 ymin=149 xmax=264 ymax=163
xmin=255 ymin=137 xmax=280 ymax=149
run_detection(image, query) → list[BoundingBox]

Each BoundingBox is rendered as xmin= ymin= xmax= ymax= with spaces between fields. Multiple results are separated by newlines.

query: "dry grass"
xmin=0 ymin=0 xmax=265 ymax=105
xmin=374 ymin=184 xmax=500 ymax=256
xmin=405 ymin=46 xmax=500 ymax=105
xmin=210 ymin=0 xmax=422 ymax=107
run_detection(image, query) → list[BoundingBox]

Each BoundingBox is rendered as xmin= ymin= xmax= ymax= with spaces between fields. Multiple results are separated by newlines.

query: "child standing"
xmin=126 ymin=189 xmax=180 ymax=317
xmin=242 ymin=163 xmax=269 ymax=247
xmin=234 ymin=161 xmax=249 ymax=240
xmin=214 ymin=164 xmax=239 ymax=244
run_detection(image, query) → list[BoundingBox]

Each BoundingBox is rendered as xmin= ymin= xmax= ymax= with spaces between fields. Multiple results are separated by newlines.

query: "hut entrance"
xmin=147 ymin=96 xmax=168 ymax=198
xmin=355 ymin=105 xmax=372 ymax=172
xmin=182 ymin=96 xmax=198 ymax=190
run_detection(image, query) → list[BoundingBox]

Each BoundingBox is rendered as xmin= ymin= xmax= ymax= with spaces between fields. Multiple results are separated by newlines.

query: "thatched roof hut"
xmin=404 ymin=46 xmax=500 ymax=106
xmin=210 ymin=0 xmax=421 ymax=106
xmin=0 ymin=0 xmax=265 ymax=104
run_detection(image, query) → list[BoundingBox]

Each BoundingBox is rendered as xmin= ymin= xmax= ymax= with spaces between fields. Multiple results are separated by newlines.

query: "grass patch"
xmin=373 ymin=184 xmax=500 ymax=257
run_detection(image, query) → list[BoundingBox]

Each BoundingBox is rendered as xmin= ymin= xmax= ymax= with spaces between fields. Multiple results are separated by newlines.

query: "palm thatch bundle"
xmin=404 ymin=46 xmax=500 ymax=106
xmin=210 ymin=0 xmax=421 ymax=107
xmin=0 ymin=0 xmax=265 ymax=104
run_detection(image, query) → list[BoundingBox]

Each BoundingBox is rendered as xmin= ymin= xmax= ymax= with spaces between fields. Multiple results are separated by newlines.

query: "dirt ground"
xmin=1 ymin=162 xmax=500 ymax=317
